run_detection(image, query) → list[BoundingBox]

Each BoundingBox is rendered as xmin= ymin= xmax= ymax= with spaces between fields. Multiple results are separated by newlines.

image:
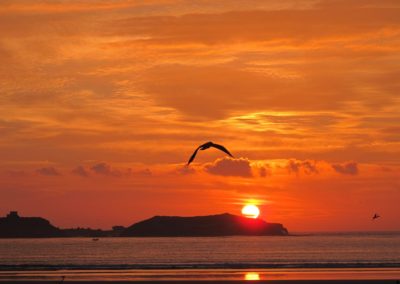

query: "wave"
xmin=1 ymin=262 xmax=400 ymax=271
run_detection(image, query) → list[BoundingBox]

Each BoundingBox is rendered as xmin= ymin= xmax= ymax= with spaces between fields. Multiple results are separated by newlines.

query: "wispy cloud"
xmin=204 ymin=157 xmax=253 ymax=177
xmin=331 ymin=161 xmax=359 ymax=175
xmin=286 ymin=159 xmax=319 ymax=175
xmin=91 ymin=162 xmax=123 ymax=177
xmin=72 ymin=165 xmax=90 ymax=177
xmin=36 ymin=167 xmax=61 ymax=176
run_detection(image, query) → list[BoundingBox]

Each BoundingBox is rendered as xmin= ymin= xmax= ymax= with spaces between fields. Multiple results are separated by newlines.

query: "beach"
xmin=1 ymin=279 xmax=399 ymax=283
xmin=1 ymin=268 xmax=400 ymax=283
xmin=0 ymin=279 xmax=399 ymax=283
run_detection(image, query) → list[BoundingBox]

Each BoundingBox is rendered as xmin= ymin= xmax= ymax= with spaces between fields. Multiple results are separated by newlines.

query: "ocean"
xmin=1 ymin=232 xmax=399 ymax=281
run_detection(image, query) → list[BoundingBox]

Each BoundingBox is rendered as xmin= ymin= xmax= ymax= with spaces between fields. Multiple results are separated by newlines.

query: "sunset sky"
xmin=0 ymin=0 xmax=399 ymax=232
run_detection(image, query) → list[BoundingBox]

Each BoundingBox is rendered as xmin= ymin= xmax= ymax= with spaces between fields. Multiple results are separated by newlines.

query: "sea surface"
xmin=0 ymin=232 xmax=399 ymax=281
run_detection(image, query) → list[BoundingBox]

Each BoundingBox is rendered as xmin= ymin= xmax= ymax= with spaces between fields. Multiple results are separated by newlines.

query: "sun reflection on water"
xmin=244 ymin=272 xmax=260 ymax=281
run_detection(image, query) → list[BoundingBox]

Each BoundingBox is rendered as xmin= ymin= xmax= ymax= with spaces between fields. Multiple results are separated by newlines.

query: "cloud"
xmin=204 ymin=157 xmax=253 ymax=177
xmin=36 ymin=166 xmax=61 ymax=176
xmin=0 ymin=0 xmax=398 ymax=179
xmin=175 ymin=165 xmax=196 ymax=175
xmin=5 ymin=170 xmax=27 ymax=177
xmin=129 ymin=168 xmax=152 ymax=176
xmin=287 ymin=159 xmax=318 ymax=175
xmin=331 ymin=162 xmax=359 ymax=175
xmin=91 ymin=162 xmax=122 ymax=177
xmin=380 ymin=166 xmax=392 ymax=172
xmin=139 ymin=62 xmax=378 ymax=119
xmin=111 ymin=7 xmax=400 ymax=44
xmin=72 ymin=165 xmax=90 ymax=177
xmin=90 ymin=162 xmax=149 ymax=177
xmin=118 ymin=3 xmax=400 ymax=121
xmin=258 ymin=166 xmax=271 ymax=177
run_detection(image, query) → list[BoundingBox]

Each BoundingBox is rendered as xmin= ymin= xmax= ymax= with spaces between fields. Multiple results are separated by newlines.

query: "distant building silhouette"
xmin=6 ymin=211 xmax=19 ymax=219
xmin=112 ymin=226 xmax=126 ymax=231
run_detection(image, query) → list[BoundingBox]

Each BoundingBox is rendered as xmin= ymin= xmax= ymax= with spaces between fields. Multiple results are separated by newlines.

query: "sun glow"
xmin=244 ymin=272 xmax=260 ymax=281
xmin=241 ymin=204 xmax=260 ymax=218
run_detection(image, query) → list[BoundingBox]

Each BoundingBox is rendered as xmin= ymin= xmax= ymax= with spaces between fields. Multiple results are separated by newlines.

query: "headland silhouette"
xmin=0 ymin=211 xmax=288 ymax=238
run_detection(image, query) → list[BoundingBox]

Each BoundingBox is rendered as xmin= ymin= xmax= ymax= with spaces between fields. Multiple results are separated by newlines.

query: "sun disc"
xmin=241 ymin=204 xmax=260 ymax=218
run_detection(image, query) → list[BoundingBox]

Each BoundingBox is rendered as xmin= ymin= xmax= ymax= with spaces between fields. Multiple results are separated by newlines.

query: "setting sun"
xmin=241 ymin=205 xmax=260 ymax=219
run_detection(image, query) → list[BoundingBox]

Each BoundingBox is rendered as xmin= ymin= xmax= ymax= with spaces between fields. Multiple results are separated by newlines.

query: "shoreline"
xmin=0 ymin=281 xmax=398 ymax=284
xmin=0 ymin=268 xmax=399 ymax=282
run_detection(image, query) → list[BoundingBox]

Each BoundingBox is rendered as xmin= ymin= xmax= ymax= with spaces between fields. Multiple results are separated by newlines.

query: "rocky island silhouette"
xmin=121 ymin=213 xmax=288 ymax=237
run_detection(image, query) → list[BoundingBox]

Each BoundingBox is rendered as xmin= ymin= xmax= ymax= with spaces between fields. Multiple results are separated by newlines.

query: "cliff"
xmin=121 ymin=213 xmax=288 ymax=237
xmin=0 ymin=211 xmax=63 ymax=238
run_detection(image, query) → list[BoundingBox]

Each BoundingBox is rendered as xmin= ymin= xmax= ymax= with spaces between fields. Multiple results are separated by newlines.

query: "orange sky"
xmin=0 ymin=0 xmax=399 ymax=232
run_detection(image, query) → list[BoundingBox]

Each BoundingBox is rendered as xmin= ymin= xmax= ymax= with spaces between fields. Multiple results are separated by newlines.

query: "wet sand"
xmin=0 ymin=281 xmax=399 ymax=284
xmin=0 ymin=268 xmax=399 ymax=283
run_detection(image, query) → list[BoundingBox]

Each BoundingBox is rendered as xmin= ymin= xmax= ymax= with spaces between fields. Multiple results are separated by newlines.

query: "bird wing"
xmin=187 ymin=146 xmax=201 ymax=165
xmin=200 ymin=141 xmax=213 ymax=148
xmin=211 ymin=143 xmax=233 ymax=157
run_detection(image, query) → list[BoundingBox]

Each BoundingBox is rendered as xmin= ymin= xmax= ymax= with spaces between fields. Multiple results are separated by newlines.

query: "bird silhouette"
xmin=187 ymin=141 xmax=233 ymax=165
xmin=372 ymin=213 xmax=380 ymax=220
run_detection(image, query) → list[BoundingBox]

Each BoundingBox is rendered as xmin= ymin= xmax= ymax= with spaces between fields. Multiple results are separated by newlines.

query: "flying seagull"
xmin=187 ymin=141 xmax=233 ymax=165
xmin=372 ymin=213 xmax=380 ymax=220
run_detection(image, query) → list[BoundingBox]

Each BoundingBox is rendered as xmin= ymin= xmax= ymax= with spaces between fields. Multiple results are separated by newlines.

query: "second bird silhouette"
xmin=372 ymin=213 xmax=380 ymax=220
xmin=187 ymin=141 xmax=233 ymax=165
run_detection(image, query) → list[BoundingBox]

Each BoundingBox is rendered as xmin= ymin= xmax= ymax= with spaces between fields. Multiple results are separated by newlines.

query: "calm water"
xmin=1 ymin=232 xmax=399 ymax=270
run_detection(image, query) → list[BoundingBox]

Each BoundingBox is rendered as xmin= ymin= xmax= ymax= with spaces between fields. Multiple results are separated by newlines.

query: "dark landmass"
xmin=0 ymin=211 xmax=62 ymax=238
xmin=0 ymin=212 xmax=125 ymax=238
xmin=121 ymin=213 xmax=289 ymax=237
xmin=63 ymin=226 xmax=125 ymax=237
xmin=0 ymin=211 xmax=288 ymax=238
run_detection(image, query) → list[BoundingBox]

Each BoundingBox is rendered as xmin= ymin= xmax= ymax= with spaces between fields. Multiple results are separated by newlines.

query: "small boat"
xmin=92 ymin=238 xmax=99 ymax=241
